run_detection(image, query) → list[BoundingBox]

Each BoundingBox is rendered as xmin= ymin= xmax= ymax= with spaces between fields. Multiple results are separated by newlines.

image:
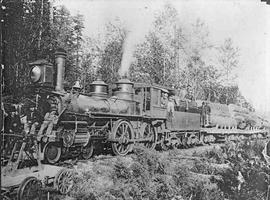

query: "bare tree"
xmin=218 ymin=38 xmax=240 ymax=104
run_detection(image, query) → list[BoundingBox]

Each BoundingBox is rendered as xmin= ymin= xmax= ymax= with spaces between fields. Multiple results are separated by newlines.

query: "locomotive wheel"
xmin=141 ymin=123 xmax=157 ymax=150
xmin=54 ymin=169 xmax=74 ymax=195
xmin=81 ymin=142 xmax=94 ymax=160
xmin=182 ymin=136 xmax=189 ymax=148
xmin=199 ymin=134 xmax=205 ymax=145
xmin=159 ymin=132 xmax=171 ymax=150
xmin=160 ymin=139 xmax=170 ymax=151
xmin=44 ymin=142 xmax=61 ymax=164
xmin=238 ymin=121 xmax=247 ymax=130
xmin=111 ymin=120 xmax=134 ymax=156
xmin=17 ymin=177 xmax=42 ymax=200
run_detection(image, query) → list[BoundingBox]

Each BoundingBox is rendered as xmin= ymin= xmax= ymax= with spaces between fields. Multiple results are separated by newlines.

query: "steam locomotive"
xmin=2 ymin=49 xmax=269 ymax=164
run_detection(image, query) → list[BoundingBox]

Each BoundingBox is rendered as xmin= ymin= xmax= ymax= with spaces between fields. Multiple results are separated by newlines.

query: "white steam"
xmin=119 ymin=31 xmax=138 ymax=77
xmin=118 ymin=5 xmax=157 ymax=77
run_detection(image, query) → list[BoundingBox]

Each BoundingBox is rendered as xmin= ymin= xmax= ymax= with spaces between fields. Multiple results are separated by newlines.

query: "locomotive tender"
xmin=4 ymin=49 xmax=269 ymax=164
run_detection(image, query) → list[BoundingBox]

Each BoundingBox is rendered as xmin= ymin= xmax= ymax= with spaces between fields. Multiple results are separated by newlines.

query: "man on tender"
xmin=205 ymin=102 xmax=211 ymax=126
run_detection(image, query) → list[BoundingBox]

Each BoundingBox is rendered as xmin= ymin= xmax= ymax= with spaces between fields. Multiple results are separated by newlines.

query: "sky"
xmin=56 ymin=0 xmax=270 ymax=114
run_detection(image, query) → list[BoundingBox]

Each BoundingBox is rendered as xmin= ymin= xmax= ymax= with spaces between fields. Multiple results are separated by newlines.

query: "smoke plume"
xmin=118 ymin=7 xmax=155 ymax=77
xmin=119 ymin=31 xmax=137 ymax=77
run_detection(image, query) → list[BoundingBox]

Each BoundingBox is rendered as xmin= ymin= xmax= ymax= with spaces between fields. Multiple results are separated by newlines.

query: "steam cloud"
xmin=119 ymin=31 xmax=137 ymax=77
xmin=118 ymin=10 xmax=154 ymax=77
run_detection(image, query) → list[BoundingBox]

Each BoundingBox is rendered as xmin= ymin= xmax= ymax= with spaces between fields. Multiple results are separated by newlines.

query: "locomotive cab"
xmin=134 ymin=84 xmax=177 ymax=115
xmin=134 ymin=83 xmax=200 ymax=131
xmin=134 ymin=83 xmax=171 ymax=118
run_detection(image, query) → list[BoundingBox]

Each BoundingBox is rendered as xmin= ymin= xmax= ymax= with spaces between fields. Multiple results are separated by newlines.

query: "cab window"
xmin=152 ymin=88 xmax=160 ymax=106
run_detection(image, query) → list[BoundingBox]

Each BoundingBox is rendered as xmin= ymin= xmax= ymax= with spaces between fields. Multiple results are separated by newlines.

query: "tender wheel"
xmin=44 ymin=142 xmax=61 ymax=164
xmin=141 ymin=123 xmax=157 ymax=150
xmin=238 ymin=121 xmax=247 ymax=130
xmin=181 ymin=136 xmax=189 ymax=148
xmin=54 ymin=169 xmax=74 ymax=195
xmin=200 ymin=134 xmax=205 ymax=145
xmin=160 ymin=138 xmax=170 ymax=150
xmin=17 ymin=177 xmax=42 ymax=200
xmin=158 ymin=132 xmax=171 ymax=151
xmin=80 ymin=142 xmax=94 ymax=160
xmin=111 ymin=120 xmax=134 ymax=156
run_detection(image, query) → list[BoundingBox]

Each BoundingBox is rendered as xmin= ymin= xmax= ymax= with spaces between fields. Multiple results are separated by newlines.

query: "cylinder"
xmin=54 ymin=48 xmax=67 ymax=91
xmin=74 ymin=133 xmax=90 ymax=146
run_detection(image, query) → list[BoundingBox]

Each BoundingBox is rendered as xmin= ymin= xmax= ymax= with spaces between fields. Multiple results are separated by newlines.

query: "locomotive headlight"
xmin=30 ymin=66 xmax=42 ymax=83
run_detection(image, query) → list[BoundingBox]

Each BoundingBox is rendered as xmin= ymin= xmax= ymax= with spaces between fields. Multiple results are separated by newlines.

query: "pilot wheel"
xmin=54 ymin=169 xmax=74 ymax=195
xmin=44 ymin=142 xmax=61 ymax=164
xmin=17 ymin=177 xmax=42 ymax=200
xmin=81 ymin=142 xmax=94 ymax=160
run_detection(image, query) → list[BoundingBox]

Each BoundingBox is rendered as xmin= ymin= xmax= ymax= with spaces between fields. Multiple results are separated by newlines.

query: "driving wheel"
xmin=111 ymin=120 xmax=134 ymax=156
xmin=141 ymin=123 xmax=157 ymax=150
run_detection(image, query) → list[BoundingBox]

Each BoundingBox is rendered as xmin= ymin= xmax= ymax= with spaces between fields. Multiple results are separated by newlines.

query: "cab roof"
xmin=134 ymin=82 xmax=175 ymax=94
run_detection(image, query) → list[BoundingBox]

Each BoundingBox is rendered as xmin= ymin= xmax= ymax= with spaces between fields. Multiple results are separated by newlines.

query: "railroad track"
xmin=57 ymin=137 xmax=269 ymax=168
xmin=1 ymin=135 xmax=269 ymax=200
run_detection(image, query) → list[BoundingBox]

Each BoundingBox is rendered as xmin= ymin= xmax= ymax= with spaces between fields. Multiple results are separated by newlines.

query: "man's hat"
xmin=161 ymin=88 xmax=169 ymax=93
xmin=73 ymin=80 xmax=82 ymax=89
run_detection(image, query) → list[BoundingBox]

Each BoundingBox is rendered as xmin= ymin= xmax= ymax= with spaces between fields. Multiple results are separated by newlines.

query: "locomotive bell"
xmin=89 ymin=79 xmax=108 ymax=98
xmin=29 ymin=59 xmax=54 ymax=86
xmin=113 ymin=79 xmax=134 ymax=100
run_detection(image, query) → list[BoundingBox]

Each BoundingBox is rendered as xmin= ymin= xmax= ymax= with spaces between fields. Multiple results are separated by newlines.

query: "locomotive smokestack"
xmin=54 ymin=48 xmax=67 ymax=91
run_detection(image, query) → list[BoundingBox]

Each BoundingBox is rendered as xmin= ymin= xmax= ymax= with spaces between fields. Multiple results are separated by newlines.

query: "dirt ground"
xmin=51 ymin=140 xmax=269 ymax=200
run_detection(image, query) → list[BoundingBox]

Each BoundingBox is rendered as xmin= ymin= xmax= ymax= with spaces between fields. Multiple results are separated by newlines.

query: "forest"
xmin=2 ymin=0 xmax=253 ymax=108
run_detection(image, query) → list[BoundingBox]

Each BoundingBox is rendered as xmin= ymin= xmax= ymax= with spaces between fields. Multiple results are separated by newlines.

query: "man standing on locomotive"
xmin=72 ymin=80 xmax=82 ymax=96
xmin=205 ymin=102 xmax=211 ymax=127
xmin=184 ymin=87 xmax=194 ymax=111
xmin=38 ymin=94 xmax=63 ymax=136
xmin=37 ymin=110 xmax=58 ymax=136
xmin=161 ymin=89 xmax=168 ymax=108
xmin=38 ymin=80 xmax=83 ymax=136
xmin=167 ymin=95 xmax=175 ymax=129
xmin=201 ymin=102 xmax=206 ymax=127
